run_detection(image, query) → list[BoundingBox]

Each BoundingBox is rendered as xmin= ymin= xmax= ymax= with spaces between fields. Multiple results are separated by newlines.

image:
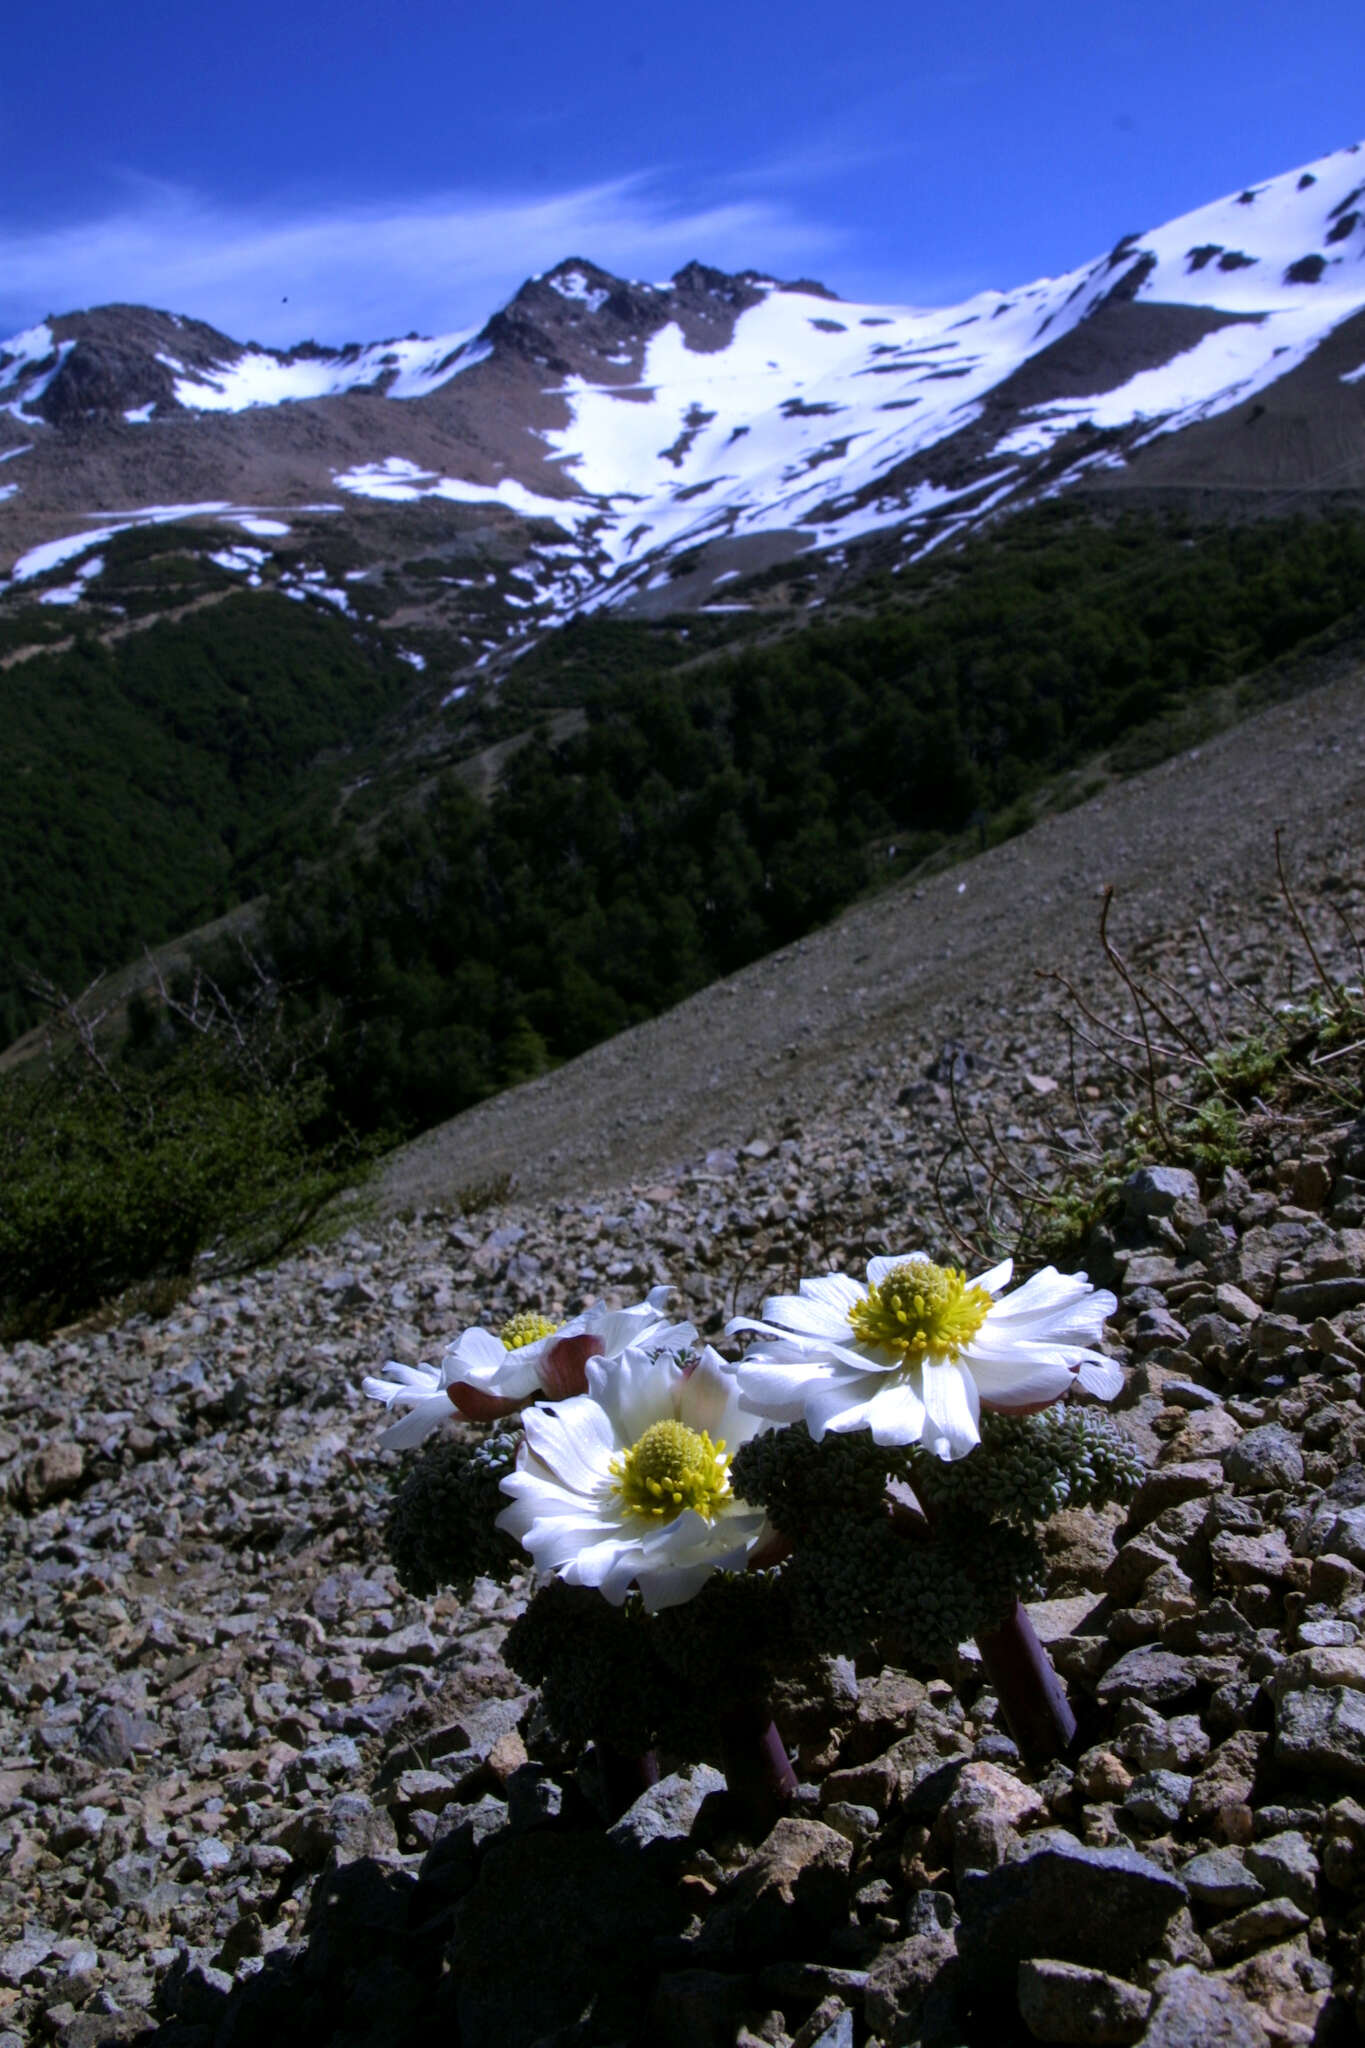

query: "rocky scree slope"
xmin=377 ymin=659 xmax=1365 ymax=1216
xmin=2 ymin=709 xmax=1365 ymax=2044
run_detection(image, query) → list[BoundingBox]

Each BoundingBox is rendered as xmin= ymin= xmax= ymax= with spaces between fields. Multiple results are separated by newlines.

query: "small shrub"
xmin=0 ymin=1039 xmax=372 ymax=1340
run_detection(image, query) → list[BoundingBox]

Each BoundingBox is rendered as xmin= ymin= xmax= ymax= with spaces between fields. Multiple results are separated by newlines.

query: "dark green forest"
xmin=6 ymin=499 xmax=1365 ymax=1330
xmin=0 ymin=578 xmax=411 ymax=1042
xmin=266 ymin=503 xmax=1365 ymax=1137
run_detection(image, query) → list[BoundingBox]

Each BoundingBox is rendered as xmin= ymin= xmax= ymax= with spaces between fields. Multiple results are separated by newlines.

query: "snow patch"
xmin=332 ymin=456 xmax=587 ymax=529
xmin=8 ymin=504 xmax=298 ymax=584
xmin=168 ymin=329 xmax=488 ymax=412
xmin=547 ymin=269 xmax=610 ymax=313
xmin=38 ymin=554 xmax=105 ymax=604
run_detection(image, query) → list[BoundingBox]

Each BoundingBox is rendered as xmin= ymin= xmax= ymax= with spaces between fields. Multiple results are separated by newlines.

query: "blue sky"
xmin=3 ymin=0 xmax=1363 ymax=346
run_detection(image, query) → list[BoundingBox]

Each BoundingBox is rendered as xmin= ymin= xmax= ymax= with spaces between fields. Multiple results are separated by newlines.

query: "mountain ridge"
xmin=4 ymin=138 xmax=1364 ymax=684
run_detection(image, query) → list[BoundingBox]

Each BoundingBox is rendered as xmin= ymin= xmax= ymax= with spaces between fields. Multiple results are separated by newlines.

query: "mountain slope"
xmin=375 ymin=656 xmax=1365 ymax=1213
xmin=3 ymin=139 xmax=1364 ymax=677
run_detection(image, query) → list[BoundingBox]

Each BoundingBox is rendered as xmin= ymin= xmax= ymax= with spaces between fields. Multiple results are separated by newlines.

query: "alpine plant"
xmin=363 ymin=1284 xmax=692 ymax=1447
xmin=728 ymin=1253 xmax=1120 ymax=1460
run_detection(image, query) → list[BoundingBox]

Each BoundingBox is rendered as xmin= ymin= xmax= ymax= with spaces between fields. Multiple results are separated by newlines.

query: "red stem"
xmin=974 ymin=1596 xmax=1076 ymax=1765
xmin=594 ymin=1740 xmax=661 ymax=1821
xmin=718 ymin=1698 xmax=798 ymax=1836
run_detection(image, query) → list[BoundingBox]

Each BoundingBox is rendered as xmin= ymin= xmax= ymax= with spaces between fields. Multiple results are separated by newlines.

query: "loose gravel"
xmin=1 ymin=665 xmax=1363 ymax=2048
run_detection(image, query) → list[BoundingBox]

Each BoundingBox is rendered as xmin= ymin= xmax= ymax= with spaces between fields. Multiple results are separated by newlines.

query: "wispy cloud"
xmin=0 ymin=175 xmax=844 ymax=347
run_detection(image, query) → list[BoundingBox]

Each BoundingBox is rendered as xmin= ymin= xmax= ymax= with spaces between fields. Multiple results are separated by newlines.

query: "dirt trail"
xmin=378 ymin=664 xmax=1365 ymax=1215
xmin=0 ymin=587 xmax=235 ymax=669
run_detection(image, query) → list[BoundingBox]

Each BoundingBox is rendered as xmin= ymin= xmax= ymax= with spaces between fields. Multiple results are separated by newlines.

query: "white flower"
xmin=362 ymin=1285 xmax=693 ymax=1450
xmin=361 ymin=1358 xmax=459 ymax=1451
xmin=495 ymin=1345 xmax=771 ymax=1611
xmin=446 ymin=1285 xmax=692 ymax=1413
xmin=729 ymin=1254 xmax=1121 ymax=1461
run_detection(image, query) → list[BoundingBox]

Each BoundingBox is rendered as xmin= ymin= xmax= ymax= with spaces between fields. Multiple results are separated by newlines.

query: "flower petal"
xmin=798 ymin=1272 xmax=866 ymax=1315
xmin=443 ymin=1326 xmax=508 ymax=1375
xmin=866 ymin=1252 xmax=927 ymax=1288
xmin=677 ymin=1346 xmax=737 ymax=1439
xmin=972 ymin=1256 xmax=1015 ymax=1296
xmin=803 ymin=1374 xmax=888 ymax=1440
xmin=521 ymin=1397 xmax=616 ymax=1496
xmin=919 ymin=1355 xmax=981 ymax=1460
xmin=591 ymin=1346 xmax=680 ymax=1446
xmin=364 ymin=1362 xmax=440 ymax=1399
xmin=970 ymin=1354 xmax=1075 ymax=1409
xmin=1077 ymin=1356 xmax=1125 ymax=1400
xmin=864 ymin=1378 xmax=929 ymax=1446
xmin=376 ymin=1395 xmax=455 ymax=1450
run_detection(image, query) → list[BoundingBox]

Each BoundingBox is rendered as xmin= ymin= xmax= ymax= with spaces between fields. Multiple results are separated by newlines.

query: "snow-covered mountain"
xmin=3 ymin=139 xmax=1365 ymax=669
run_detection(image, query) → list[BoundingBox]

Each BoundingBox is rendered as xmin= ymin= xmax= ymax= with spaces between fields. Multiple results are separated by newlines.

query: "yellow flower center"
xmin=610 ymin=1419 xmax=732 ymax=1524
xmin=847 ymin=1259 xmax=991 ymax=1363
xmin=499 ymin=1310 xmax=558 ymax=1351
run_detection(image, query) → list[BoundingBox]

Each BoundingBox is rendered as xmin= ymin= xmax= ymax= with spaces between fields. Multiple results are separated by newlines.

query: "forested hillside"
xmin=6 ymin=500 xmax=1365 ymax=1332
xmin=0 ymin=550 xmax=413 ymax=1043
xmin=265 ymin=504 xmax=1365 ymax=1135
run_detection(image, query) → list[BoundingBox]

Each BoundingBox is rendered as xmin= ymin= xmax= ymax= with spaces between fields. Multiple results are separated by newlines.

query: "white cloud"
xmin=0 ymin=174 xmax=844 ymax=347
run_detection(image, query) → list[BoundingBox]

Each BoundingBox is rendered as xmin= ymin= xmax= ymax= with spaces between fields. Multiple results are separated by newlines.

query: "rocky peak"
xmin=35 ymin=305 xmax=242 ymax=425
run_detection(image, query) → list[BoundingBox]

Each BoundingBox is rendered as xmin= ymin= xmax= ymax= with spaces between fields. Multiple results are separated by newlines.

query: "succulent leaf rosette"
xmin=729 ymin=1253 xmax=1121 ymax=1459
xmin=495 ymin=1344 xmax=771 ymax=1611
xmin=363 ymin=1284 xmax=692 ymax=1448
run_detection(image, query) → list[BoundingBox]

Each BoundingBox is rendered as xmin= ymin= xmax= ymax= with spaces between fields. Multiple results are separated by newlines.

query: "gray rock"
xmin=1130 ymin=1306 xmax=1190 ymax=1355
xmin=285 ymin=1734 xmax=361 ymax=1786
xmin=1016 ymin=1957 xmax=1151 ymax=2045
xmin=822 ymin=1799 xmax=880 ymax=1847
xmin=325 ymin=1790 xmax=398 ymax=1865
xmin=863 ymin=1927 xmax=960 ymax=2047
xmin=1163 ymin=1381 xmax=1223 ymax=1411
xmin=904 ymin=1889 xmax=957 ymax=1936
xmin=1272 ymin=1277 xmax=1365 ymax=1319
xmin=1223 ymin=1425 xmax=1304 ymax=1492
xmin=101 ymin=1849 xmax=163 ymax=1907
xmin=957 ymin=1836 xmax=1186 ymax=2005
xmin=505 ymin=1764 xmax=563 ymax=1831
xmin=101 ymin=1850 xmax=182 ymax=1922
xmin=1205 ymin=1895 xmax=1311 ymax=1961
xmin=1123 ymin=1770 xmax=1192 ymax=1830
xmin=0 ymin=1930 xmax=55 ymax=1985
xmin=155 ymin=1950 xmax=234 ymax=2025
xmin=1096 ymin=1649 xmax=1197 ymax=1709
xmin=1187 ymin=1314 xmax=1245 ymax=1360
xmin=802 ymin=2008 xmax=855 ymax=2048
xmin=1119 ymin=1713 xmax=1209 ymax=1774
xmin=1244 ymin=1829 xmax=1319 ymax=1910
xmin=365 ymin=1621 xmax=439 ymax=1669
xmin=1138 ymin=1966 xmax=1271 ymax=2046
xmin=14 ymin=1441 xmax=84 ymax=1508
xmin=1302 ymin=1502 xmax=1365 ymax=1566
xmin=706 ymin=1818 xmax=854 ymax=1960
xmin=78 ymin=1701 xmax=159 ymax=1764
xmin=607 ymin=1763 xmax=726 ymax=1851
xmin=1124 ymin=1166 xmax=1200 ymax=1221
xmin=1179 ymin=1848 xmax=1264 ymax=1916
xmin=177 ymin=1834 xmax=231 ymax=1879
xmin=1276 ymin=1684 xmax=1365 ymax=1788
xmin=1125 ymin=1461 xmax=1224 ymax=1535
